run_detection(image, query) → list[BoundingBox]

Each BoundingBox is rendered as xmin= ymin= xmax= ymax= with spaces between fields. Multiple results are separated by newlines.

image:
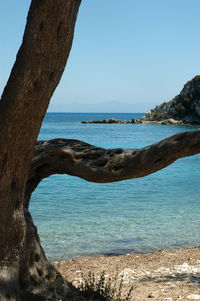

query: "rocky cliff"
xmin=142 ymin=76 xmax=200 ymax=124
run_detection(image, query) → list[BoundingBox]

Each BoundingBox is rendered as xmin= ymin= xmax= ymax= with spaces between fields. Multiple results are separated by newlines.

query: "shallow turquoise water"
xmin=29 ymin=113 xmax=200 ymax=260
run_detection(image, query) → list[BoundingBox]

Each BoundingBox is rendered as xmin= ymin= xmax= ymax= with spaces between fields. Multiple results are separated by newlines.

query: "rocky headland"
xmin=142 ymin=75 xmax=200 ymax=125
xmin=82 ymin=76 xmax=200 ymax=125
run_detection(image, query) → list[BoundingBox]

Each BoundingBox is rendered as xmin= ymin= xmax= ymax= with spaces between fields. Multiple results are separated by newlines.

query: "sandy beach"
xmin=53 ymin=246 xmax=200 ymax=300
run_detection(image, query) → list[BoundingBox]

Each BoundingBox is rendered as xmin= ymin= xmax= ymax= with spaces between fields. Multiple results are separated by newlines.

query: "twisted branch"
xmin=25 ymin=128 xmax=200 ymax=206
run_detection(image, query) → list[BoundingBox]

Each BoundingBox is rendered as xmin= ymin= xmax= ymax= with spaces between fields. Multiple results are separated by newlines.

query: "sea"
xmin=29 ymin=113 xmax=200 ymax=261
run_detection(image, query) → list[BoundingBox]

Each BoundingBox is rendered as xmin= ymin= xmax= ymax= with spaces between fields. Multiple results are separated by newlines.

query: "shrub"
xmin=78 ymin=270 xmax=134 ymax=301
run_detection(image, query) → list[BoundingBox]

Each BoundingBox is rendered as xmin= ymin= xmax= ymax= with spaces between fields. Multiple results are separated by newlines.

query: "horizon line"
xmin=46 ymin=111 xmax=145 ymax=114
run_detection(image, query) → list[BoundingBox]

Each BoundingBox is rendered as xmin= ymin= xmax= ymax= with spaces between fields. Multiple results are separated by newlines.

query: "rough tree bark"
xmin=1 ymin=0 xmax=200 ymax=300
xmin=0 ymin=1 xmax=81 ymax=300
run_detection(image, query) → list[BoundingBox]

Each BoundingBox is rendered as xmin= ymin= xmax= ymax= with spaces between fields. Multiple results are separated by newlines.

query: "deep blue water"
xmin=29 ymin=113 xmax=200 ymax=261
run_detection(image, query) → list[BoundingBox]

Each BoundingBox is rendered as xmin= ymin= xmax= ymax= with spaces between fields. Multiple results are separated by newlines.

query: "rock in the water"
xmin=131 ymin=118 xmax=140 ymax=124
xmin=81 ymin=118 xmax=127 ymax=124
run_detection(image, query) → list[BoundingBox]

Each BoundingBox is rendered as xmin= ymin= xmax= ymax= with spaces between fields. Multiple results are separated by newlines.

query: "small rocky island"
xmin=81 ymin=118 xmax=137 ymax=124
xmin=82 ymin=76 xmax=200 ymax=125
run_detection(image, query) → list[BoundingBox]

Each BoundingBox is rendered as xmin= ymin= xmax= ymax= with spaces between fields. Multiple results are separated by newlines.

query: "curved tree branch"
xmin=25 ymin=128 xmax=200 ymax=206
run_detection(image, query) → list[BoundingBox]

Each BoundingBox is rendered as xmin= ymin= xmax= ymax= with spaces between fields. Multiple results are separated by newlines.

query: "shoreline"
xmin=54 ymin=246 xmax=200 ymax=300
xmin=81 ymin=117 xmax=200 ymax=125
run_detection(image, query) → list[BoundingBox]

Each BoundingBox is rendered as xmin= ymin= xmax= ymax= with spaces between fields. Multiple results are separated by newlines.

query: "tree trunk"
xmin=0 ymin=1 xmax=81 ymax=300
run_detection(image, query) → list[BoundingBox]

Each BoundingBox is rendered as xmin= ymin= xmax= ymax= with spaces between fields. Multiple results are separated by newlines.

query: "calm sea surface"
xmin=29 ymin=113 xmax=200 ymax=261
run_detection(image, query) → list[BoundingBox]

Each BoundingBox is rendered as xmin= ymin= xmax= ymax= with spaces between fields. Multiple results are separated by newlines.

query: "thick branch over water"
xmin=26 ymin=128 xmax=200 ymax=205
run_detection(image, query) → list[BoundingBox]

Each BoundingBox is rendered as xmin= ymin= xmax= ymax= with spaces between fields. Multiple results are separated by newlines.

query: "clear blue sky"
xmin=1 ymin=0 xmax=200 ymax=112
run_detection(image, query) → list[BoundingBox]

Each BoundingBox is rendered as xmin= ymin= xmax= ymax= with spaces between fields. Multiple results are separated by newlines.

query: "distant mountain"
xmin=142 ymin=76 xmax=200 ymax=124
xmin=48 ymin=100 xmax=158 ymax=113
